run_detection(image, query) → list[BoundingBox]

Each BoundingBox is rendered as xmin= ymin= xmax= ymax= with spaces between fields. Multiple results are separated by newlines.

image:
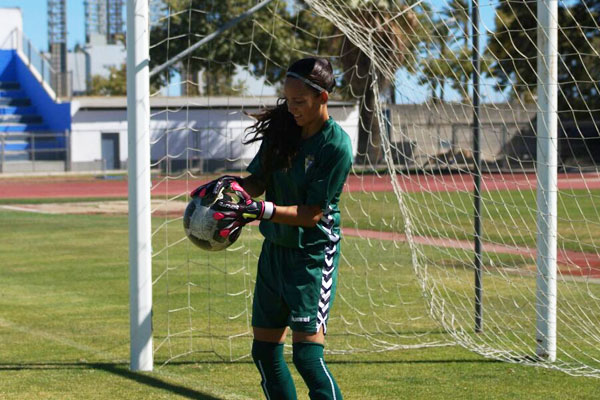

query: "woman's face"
xmin=283 ymin=77 xmax=325 ymax=127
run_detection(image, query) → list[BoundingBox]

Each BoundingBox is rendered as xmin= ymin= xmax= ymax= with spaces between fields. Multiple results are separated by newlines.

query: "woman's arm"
xmin=241 ymin=175 xmax=323 ymax=227
xmin=270 ymin=205 xmax=323 ymax=228
xmin=241 ymin=174 xmax=266 ymax=198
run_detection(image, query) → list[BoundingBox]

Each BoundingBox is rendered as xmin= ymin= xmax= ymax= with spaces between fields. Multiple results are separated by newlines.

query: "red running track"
xmin=1 ymin=172 xmax=600 ymax=199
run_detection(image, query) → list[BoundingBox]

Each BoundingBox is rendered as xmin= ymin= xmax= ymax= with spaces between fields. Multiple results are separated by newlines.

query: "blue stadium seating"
xmin=0 ymin=50 xmax=70 ymax=162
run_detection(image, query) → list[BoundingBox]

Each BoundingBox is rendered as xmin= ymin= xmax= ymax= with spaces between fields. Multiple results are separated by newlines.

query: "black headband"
xmin=286 ymin=71 xmax=328 ymax=93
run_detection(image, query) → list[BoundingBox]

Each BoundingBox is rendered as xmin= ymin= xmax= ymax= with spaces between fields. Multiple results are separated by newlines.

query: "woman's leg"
xmin=252 ymin=240 xmax=297 ymax=399
xmin=280 ymin=239 xmax=342 ymax=399
xmin=252 ymin=327 xmax=297 ymax=399
xmin=292 ymin=328 xmax=342 ymax=400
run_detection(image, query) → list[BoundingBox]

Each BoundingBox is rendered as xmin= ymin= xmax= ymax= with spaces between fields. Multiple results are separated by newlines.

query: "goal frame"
xmin=126 ymin=0 xmax=560 ymax=371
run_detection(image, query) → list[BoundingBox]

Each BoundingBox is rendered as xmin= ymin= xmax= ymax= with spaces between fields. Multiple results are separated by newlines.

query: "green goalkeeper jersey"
xmin=246 ymin=117 xmax=353 ymax=249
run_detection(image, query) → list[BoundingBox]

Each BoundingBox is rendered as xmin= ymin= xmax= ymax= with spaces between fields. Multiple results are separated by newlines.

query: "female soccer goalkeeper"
xmin=196 ymin=57 xmax=352 ymax=399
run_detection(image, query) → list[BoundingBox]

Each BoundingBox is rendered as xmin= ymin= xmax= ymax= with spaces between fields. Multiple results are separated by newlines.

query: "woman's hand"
xmin=191 ymin=175 xmax=242 ymax=199
xmin=214 ymin=181 xmax=275 ymax=223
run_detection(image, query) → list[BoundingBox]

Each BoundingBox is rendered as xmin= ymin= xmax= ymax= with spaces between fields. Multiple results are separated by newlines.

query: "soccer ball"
xmin=183 ymin=188 xmax=241 ymax=251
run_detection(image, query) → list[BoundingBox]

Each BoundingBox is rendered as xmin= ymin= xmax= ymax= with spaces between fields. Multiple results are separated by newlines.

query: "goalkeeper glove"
xmin=191 ymin=175 xmax=242 ymax=200
xmin=211 ymin=181 xmax=275 ymax=236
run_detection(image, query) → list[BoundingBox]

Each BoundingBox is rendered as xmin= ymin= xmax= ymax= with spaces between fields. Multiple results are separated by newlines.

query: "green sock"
xmin=252 ymin=340 xmax=297 ymax=400
xmin=292 ymin=342 xmax=343 ymax=400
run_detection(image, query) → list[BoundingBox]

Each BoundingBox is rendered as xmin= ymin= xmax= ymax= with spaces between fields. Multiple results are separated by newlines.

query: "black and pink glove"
xmin=211 ymin=181 xmax=276 ymax=237
xmin=190 ymin=175 xmax=242 ymax=200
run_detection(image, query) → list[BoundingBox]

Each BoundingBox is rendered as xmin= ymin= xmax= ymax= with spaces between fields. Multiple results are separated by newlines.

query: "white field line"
xmin=0 ymin=317 xmax=123 ymax=360
xmin=0 ymin=205 xmax=57 ymax=214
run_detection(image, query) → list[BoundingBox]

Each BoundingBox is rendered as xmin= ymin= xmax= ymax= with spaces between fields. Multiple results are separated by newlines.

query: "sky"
xmin=0 ymin=0 xmax=85 ymax=52
xmin=394 ymin=0 xmax=506 ymax=104
xmin=0 ymin=0 xmax=504 ymax=102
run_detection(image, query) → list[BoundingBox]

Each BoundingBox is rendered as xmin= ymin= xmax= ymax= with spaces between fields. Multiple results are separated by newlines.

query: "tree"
xmin=418 ymin=21 xmax=453 ymax=102
xmin=418 ymin=0 xmax=489 ymax=103
xmin=89 ymin=64 xmax=127 ymax=96
xmin=202 ymin=71 xmax=248 ymax=96
xmin=313 ymin=0 xmax=420 ymax=164
xmin=438 ymin=0 xmax=470 ymax=101
xmin=487 ymin=0 xmax=600 ymax=119
xmin=149 ymin=0 xmax=308 ymax=95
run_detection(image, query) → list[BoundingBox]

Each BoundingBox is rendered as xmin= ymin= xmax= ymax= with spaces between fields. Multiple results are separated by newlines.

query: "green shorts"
xmin=252 ymin=239 xmax=340 ymax=334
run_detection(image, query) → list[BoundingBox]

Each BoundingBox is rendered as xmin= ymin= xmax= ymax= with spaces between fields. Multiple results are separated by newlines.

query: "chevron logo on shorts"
xmin=320 ymin=207 xmax=340 ymax=243
xmin=317 ymin=241 xmax=337 ymax=334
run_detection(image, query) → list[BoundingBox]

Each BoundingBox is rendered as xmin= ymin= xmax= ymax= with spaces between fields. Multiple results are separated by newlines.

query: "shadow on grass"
xmin=0 ymin=356 xmax=502 ymax=400
xmin=0 ymin=356 xmax=501 ymax=372
xmin=0 ymin=362 xmax=223 ymax=400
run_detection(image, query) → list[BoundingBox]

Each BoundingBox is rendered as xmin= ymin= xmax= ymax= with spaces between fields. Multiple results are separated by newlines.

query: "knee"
xmin=293 ymin=342 xmax=343 ymax=399
xmin=292 ymin=342 xmax=323 ymax=374
xmin=252 ymin=340 xmax=283 ymax=364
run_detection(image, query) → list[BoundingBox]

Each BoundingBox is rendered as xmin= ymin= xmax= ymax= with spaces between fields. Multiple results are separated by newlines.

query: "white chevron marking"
xmin=319 ymin=302 xmax=330 ymax=313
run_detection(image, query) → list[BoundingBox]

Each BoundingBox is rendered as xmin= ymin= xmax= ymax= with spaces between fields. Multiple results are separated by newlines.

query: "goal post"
xmin=535 ymin=0 xmax=558 ymax=362
xmin=127 ymin=0 xmax=153 ymax=372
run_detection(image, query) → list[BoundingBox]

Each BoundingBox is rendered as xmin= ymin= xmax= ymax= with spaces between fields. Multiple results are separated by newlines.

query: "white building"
xmin=70 ymin=96 xmax=359 ymax=172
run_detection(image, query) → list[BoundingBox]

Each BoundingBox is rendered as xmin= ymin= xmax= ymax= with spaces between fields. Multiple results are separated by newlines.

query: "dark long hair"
xmin=243 ymin=57 xmax=335 ymax=178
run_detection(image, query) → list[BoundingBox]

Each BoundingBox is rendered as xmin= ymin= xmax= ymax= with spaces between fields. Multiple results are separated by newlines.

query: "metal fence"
xmin=0 ymin=131 xmax=70 ymax=173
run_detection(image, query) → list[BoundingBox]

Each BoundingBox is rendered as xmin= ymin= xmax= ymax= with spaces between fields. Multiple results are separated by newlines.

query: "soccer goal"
xmin=127 ymin=0 xmax=600 ymax=378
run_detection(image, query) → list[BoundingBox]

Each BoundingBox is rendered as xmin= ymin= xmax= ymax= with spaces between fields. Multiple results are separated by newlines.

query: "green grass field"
xmin=2 ymin=188 xmax=600 ymax=399
xmin=341 ymin=188 xmax=600 ymax=253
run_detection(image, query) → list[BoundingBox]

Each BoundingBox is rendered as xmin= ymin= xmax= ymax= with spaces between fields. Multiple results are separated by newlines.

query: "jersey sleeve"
xmin=305 ymin=141 xmax=353 ymax=211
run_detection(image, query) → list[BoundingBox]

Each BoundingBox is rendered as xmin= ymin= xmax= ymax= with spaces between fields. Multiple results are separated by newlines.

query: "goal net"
xmin=139 ymin=0 xmax=600 ymax=377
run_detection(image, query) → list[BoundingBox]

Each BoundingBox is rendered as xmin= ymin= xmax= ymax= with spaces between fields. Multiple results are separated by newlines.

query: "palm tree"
xmin=332 ymin=1 xmax=420 ymax=165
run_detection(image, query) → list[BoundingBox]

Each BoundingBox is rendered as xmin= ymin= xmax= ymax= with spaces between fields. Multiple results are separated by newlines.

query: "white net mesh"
xmin=146 ymin=0 xmax=600 ymax=377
